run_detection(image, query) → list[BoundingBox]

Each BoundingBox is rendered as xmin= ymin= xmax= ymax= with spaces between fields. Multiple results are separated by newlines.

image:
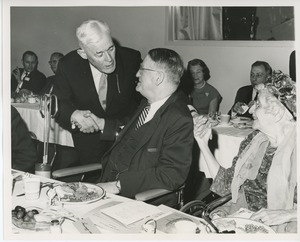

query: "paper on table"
xmin=84 ymin=201 xmax=164 ymax=233
xmin=101 ymin=201 xmax=162 ymax=225
xmin=73 ymin=218 xmax=101 ymax=234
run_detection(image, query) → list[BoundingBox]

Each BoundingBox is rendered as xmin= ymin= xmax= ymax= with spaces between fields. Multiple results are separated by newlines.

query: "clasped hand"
xmin=193 ymin=114 xmax=212 ymax=144
xmin=71 ymin=110 xmax=105 ymax=133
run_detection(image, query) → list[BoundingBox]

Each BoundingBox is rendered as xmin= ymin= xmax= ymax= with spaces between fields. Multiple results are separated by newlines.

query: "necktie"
xmin=22 ymin=72 xmax=29 ymax=81
xmin=254 ymin=90 xmax=258 ymax=101
xmin=136 ymin=104 xmax=150 ymax=130
xmin=98 ymin=73 xmax=107 ymax=110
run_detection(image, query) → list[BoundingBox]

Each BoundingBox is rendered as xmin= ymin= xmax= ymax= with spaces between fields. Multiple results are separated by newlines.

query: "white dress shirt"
xmin=144 ymin=95 xmax=171 ymax=124
xmin=90 ymin=63 xmax=104 ymax=94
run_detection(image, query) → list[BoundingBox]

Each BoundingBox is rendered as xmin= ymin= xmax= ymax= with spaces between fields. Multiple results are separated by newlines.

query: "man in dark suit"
xmin=11 ymin=50 xmax=46 ymax=94
xmin=39 ymin=52 xmax=64 ymax=95
xmin=229 ymin=61 xmax=272 ymax=119
xmin=95 ymin=48 xmax=194 ymax=207
xmin=53 ymin=20 xmax=141 ymax=169
xmin=11 ymin=106 xmax=37 ymax=173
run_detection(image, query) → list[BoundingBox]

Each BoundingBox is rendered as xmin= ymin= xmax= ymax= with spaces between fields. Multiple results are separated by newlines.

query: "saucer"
xmin=217 ymin=122 xmax=232 ymax=127
xmin=231 ymin=117 xmax=251 ymax=124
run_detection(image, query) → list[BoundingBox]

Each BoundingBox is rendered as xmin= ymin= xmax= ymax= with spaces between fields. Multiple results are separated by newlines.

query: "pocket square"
xmin=147 ymin=148 xmax=158 ymax=152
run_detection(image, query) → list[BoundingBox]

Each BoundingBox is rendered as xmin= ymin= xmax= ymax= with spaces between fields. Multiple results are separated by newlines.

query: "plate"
xmin=230 ymin=117 xmax=252 ymax=124
xmin=47 ymin=182 xmax=105 ymax=205
xmin=12 ymin=206 xmax=51 ymax=231
xmin=217 ymin=122 xmax=233 ymax=127
xmin=212 ymin=217 xmax=275 ymax=234
xmin=233 ymin=122 xmax=253 ymax=129
xmin=164 ymin=218 xmax=205 ymax=234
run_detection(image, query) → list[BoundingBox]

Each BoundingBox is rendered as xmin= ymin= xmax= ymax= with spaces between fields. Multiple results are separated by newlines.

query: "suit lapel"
xmin=133 ymin=94 xmax=177 ymax=152
xmin=106 ymin=74 xmax=118 ymax=110
xmin=113 ymin=93 xmax=178 ymax=153
xmin=106 ymin=49 xmax=124 ymax=110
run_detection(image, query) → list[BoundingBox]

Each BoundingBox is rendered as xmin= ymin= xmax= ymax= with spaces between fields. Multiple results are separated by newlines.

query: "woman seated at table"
xmin=193 ymin=70 xmax=297 ymax=233
xmin=187 ymin=59 xmax=222 ymax=115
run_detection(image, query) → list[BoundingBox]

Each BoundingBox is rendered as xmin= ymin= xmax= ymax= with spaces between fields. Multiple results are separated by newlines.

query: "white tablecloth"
xmin=9 ymin=170 xmax=209 ymax=237
xmin=199 ymin=125 xmax=253 ymax=178
xmin=10 ymin=170 xmax=132 ymax=236
xmin=12 ymin=103 xmax=74 ymax=147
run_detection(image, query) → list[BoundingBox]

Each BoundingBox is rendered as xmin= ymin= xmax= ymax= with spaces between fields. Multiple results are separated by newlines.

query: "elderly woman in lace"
xmin=194 ymin=70 xmax=297 ymax=233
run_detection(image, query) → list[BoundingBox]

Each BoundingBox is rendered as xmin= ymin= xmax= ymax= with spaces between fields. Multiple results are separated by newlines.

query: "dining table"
xmin=8 ymin=169 xmax=209 ymax=237
xmin=198 ymin=122 xmax=254 ymax=179
xmin=11 ymin=102 xmax=74 ymax=147
xmin=7 ymin=169 xmax=278 ymax=238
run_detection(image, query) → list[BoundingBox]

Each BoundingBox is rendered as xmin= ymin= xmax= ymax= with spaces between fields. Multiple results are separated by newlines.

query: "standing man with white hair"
xmin=53 ymin=20 xmax=141 ymax=171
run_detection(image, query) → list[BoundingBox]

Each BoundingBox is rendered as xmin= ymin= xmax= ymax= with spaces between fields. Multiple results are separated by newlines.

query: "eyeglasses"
xmin=48 ymin=60 xmax=58 ymax=64
xmin=139 ymin=65 xmax=164 ymax=75
xmin=139 ymin=65 xmax=159 ymax=72
xmin=250 ymin=73 xmax=265 ymax=79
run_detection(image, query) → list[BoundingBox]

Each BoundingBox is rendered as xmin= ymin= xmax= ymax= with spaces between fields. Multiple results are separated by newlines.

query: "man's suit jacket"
xmin=100 ymin=90 xmax=194 ymax=203
xmin=229 ymin=85 xmax=254 ymax=119
xmin=11 ymin=106 xmax=37 ymax=173
xmin=53 ymin=46 xmax=141 ymax=165
xmin=39 ymin=75 xmax=56 ymax=95
xmin=11 ymin=68 xmax=46 ymax=94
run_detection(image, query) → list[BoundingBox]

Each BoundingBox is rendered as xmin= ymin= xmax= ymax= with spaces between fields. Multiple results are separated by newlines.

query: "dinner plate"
xmin=212 ymin=217 xmax=275 ymax=234
xmin=47 ymin=182 xmax=105 ymax=205
xmin=164 ymin=218 xmax=207 ymax=234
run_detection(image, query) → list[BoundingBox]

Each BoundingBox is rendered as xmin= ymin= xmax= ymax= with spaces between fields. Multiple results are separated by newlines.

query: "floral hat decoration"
xmin=256 ymin=70 xmax=296 ymax=119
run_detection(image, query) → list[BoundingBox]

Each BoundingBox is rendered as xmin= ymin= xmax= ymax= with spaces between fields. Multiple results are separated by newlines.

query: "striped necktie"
xmin=135 ymin=104 xmax=150 ymax=130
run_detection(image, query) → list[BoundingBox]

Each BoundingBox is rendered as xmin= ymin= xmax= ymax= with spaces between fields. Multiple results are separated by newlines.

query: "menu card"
xmin=83 ymin=200 xmax=164 ymax=233
xmin=101 ymin=201 xmax=162 ymax=225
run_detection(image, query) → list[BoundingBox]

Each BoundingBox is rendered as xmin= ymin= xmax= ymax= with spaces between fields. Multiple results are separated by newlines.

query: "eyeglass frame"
xmin=48 ymin=60 xmax=58 ymax=65
xmin=139 ymin=64 xmax=163 ymax=74
xmin=250 ymin=72 xmax=266 ymax=79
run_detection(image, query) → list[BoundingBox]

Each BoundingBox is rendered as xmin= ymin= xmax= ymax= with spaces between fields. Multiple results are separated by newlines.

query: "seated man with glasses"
xmin=39 ymin=52 xmax=64 ymax=94
xmin=229 ymin=61 xmax=272 ymax=119
xmin=90 ymin=48 xmax=194 ymax=207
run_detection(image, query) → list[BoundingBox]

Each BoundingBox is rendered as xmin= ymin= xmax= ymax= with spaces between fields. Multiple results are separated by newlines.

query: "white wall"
xmin=10 ymin=6 xmax=295 ymax=113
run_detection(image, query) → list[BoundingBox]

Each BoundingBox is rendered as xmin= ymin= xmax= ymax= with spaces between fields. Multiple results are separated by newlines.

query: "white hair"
xmin=76 ymin=20 xmax=111 ymax=48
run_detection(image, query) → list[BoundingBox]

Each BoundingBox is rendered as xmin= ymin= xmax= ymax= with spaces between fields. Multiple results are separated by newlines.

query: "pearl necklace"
xmin=195 ymin=81 xmax=206 ymax=89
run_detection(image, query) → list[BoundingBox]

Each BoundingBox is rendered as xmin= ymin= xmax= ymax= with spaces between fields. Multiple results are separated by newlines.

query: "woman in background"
xmin=187 ymin=59 xmax=222 ymax=115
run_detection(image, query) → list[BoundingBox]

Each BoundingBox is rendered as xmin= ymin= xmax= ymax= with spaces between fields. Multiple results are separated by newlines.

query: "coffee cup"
xmin=217 ymin=114 xmax=230 ymax=124
xmin=24 ymin=177 xmax=40 ymax=200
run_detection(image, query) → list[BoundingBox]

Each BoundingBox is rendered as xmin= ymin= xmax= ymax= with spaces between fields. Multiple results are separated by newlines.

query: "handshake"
xmin=70 ymin=110 xmax=105 ymax=133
